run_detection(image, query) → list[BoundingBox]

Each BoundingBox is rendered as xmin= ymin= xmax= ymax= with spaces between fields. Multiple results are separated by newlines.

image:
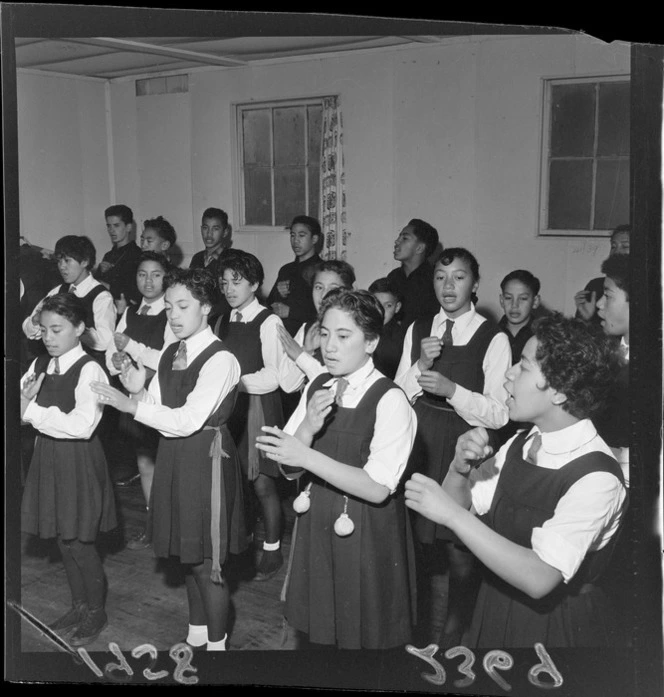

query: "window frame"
xmin=232 ymin=96 xmax=331 ymax=234
xmin=538 ymin=74 xmax=630 ymax=238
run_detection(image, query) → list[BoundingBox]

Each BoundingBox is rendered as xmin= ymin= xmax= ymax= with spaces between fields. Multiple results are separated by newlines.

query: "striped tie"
xmin=138 ymin=305 xmax=150 ymax=315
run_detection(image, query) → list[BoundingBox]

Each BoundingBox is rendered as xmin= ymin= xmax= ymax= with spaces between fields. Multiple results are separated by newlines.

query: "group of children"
xmin=18 ymin=205 xmax=631 ymax=653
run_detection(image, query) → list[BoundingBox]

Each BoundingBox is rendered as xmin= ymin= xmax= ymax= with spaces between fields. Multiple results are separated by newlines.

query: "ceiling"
xmin=14 ymin=32 xmax=557 ymax=81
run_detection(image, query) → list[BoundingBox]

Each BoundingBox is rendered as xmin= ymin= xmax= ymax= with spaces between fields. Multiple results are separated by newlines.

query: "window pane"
xmin=597 ymin=82 xmax=630 ymax=156
xmin=274 ymin=166 xmax=306 ymax=226
xmin=274 ymin=107 xmax=304 ymax=166
xmin=548 ymin=159 xmax=593 ymax=229
xmin=308 ymin=165 xmax=320 ymax=219
xmin=307 ymin=105 xmax=323 ymax=165
xmin=550 ymin=84 xmax=595 ymax=157
xmin=244 ymin=167 xmax=272 ymax=225
xmin=243 ymin=110 xmax=271 ymax=166
xmin=594 ymin=159 xmax=630 ymax=230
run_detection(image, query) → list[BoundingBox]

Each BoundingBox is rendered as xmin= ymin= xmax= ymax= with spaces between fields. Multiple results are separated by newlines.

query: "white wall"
xmin=17 ymin=33 xmax=630 ymax=318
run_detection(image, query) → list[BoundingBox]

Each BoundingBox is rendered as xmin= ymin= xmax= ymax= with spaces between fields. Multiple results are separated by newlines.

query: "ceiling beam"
xmin=64 ymin=37 xmax=248 ymax=67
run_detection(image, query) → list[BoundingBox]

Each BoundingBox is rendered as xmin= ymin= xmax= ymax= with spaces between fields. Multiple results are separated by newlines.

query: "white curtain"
xmin=320 ymin=96 xmax=348 ymax=260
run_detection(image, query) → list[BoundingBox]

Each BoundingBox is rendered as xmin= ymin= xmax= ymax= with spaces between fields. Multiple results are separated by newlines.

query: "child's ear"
xmin=499 ymin=294 xmax=506 ymax=310
xmin=366 ymin=336 xmax=380 ymax=355
xmin=201 ymin=302 xmax=212 ymax=317
xmin=551 ymin=390 xmax=567 ymax=407
xmin=160 ymin=241 xmax=171 ymax=252
xmin=395 ymin=300 xmax=402 ymax=315
xmin=75 ymin=321 xmax=86 ymax=338
xmin=532 ymin=294 xmax=541 ymax=310
xmin=250 ymin=282 xmax=260 ymax=295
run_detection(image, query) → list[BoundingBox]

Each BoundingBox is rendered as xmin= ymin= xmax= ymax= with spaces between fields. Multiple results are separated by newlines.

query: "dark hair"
xmin=437 ymin=247 xmax=480 ymax=304
xmin=164 ymin=267 xmax=217 ymax=307
xmin=143 ymin=216 xmax=177 ymax=246
xmin=290 ymin=215 xmax=322 ymax=239
xmin=611 ymin=224 xmax=631 ymax=239
xmin=368 ymin=277 xmax=402 ymax=302
xmin=318 ymin=288 xmax=384 ymax=341
xmin=313 ymin=260 xmax=356 ymax=289
xmin=105 ymin=204 xmax=134 ymax=225
xmin=54 ymin=235 xmax=96 ymax=270
xmin=500 ymin=269 xmax=541 ymax=296
xmin=533 ymin=313 xmax=618 ymax=420
xmin=40 ymin=292 xmax=87 ymax=328
xmin=408 ymin=218 xmax=439 ymax=259
xmin=202 ymin=208 xmax=229 ymax=228
xmin=601 ymin=253 xmax=630 ymax=301
xmin=219 ymin=249 xmax=264 ymax=287
xmin=137 ymin=251 xmax=172 ymax=274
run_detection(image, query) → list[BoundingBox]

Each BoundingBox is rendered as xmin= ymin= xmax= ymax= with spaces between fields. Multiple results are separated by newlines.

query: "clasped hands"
xmin=417 ymin=336 xmax=455 ymax=398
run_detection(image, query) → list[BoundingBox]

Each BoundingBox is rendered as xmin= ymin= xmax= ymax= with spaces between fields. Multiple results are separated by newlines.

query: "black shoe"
xmin=126 ymin=529 xmax=151 ymax=551
xmin=115 ymin=473 xmax=140 ymax=487
xmin=253 ymin=549 xmax=283 ymax=582
xmin=49 ymin=602 xmax=88 ymax=635
xmin=69 ymin=608 xmax=108 ymax=647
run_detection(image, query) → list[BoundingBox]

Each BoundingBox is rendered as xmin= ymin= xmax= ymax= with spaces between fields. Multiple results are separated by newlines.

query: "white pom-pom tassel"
xmin=334 ymin=512 xmax=355 ymax=537
xmin=293 ymin=483 xmax=312 ymax=514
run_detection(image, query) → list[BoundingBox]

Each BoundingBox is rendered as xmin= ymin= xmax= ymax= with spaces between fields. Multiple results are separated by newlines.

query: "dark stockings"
xmin=184 ymin=560 xmax=229 ymax=643
xmin=253 ymin=473 xmax=281 ymax=544
xmin=57 ymin=537 xmax=105 ymax=610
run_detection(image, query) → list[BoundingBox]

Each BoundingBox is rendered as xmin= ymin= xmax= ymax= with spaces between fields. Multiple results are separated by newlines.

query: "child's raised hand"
xmin=304 ymin=322 xmax=321 ymax=354
xmin=271 ymin=302 xmax=290 ymax=319
xmin=574 ymin=289 xmax=596 ymax=321
xmin=418 ymin=336 xmax=443 ymax=371
xmin=114 ymin=332 xmax=130 ymax=351
xmin=21 ymin=372 xmax=45 ymax=401
xmin=90 ymin=381 xmax=135 ymax=414
xmin=256 ymin=426 xmax=309 ymax=469
xmin=111 ymin=351 xmax=130 ymax=371
xmin=278 ymin=324 xmax=303 ymax=361
xmin=417 ymin=370 xmax=456 ymax=398
xmin=303 ymin=388 xmax=335 ymax=435
xmin=119 ymin=356 xmax=146 ymax=395
xmin=451 ymin=427 xmax=493 ymax=475
xmin=115 ymin=294 xmax=128 ymax=316
xmin=405 ymin=473 xmax=460 ymax=527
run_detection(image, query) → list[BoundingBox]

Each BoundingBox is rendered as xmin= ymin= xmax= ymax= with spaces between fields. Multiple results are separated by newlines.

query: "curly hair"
xmin=164 ymin=267 xmax=217 ymax=307
xmin=143 ymin=216 xmax=177 ymax=246
xmin=318 ymin=288 xmax=384 ymax=341
xmin=218 ymin=249 xmax=264 ymax=287
xmin=533 ymin=313 xmax=619 ymax=419
xmin=137 ymin=251 xmax=173 ymax=274
xmin=40 ymin=292 xmax=87 ymax=328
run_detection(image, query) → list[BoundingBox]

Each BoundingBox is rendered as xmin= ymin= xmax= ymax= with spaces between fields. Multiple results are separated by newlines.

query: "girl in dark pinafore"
xmin=395 ymin=248 xmax=511 ymax=645
xmin=257 ymin=289 xmax=418 ymax=650
xmin=21 ymin=293 xmax=117 ymax=647
xmin=91 ymin=268 xmax=246 ymax=651
xmin=405 ymin=314 xmax=627 ymax=648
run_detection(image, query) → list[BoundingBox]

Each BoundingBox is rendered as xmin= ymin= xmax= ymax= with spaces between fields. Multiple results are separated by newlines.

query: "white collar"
xmin=323 ymin=357 xmax=376 ymax=390
xmin=527 ymin=419 xmax=598 ymax=456
xmin=435 ymin=303 xmax=476 ymax=333
xmin=138 ymin=295 xmax=165 ymax=314
xmin=70 ymin=273 xmax=95 ymax=293
xmin=51 ymin=343 xmax=86 ymax=373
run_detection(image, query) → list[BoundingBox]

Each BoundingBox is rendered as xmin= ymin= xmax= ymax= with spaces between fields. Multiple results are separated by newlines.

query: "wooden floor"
xmin=19 ymin=464 xmax=300 ymax=653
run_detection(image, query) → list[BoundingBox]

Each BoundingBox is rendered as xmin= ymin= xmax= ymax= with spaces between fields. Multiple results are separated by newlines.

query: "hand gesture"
xmin=450 ymin=427 xmax=493 ymax=475
xmin=21 ymin=372 xmax=45 ymax=419
xmin=115 ymin=294 xmax=128 ymax=316
xmin=98 ymin=260 xmax=113 ymax=275
xmin=114 ymin=332 xmax=130 ymax=351
xmin=418 ymin=336 xmax=442 ymax=371
xmin=405 ymin=473 xmax=459 ymax=527
xmin=574 ymin=290 xmax=597 ymax=322
xmin=271 ymin=302 xmax=290 ymax=319
xmin=303 ymin=388 xmax=335 ymax=436
xmin=304 ymin=322 xmax=321 ymax=355
xmin=111 ymin=350 xmax=130 ymax=372
xmin=256 ymin=426 xmax=309 ymax=470
xmin=278 ymin=324 xmax=303 ymax=361
xmin=119 ymin=356 xmax=146 ymax=395
xmin=276 ymin=280 xmax=291 ymax=298
xmin=417 ymin=370 xmax=455 ymax=398
xmin=89 ymin=381 xmax=135 ymax=414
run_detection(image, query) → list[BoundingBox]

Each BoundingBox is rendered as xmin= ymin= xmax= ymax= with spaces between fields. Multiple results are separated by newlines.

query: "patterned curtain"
xmin=320 ymin=96 xmax=348 ymax=260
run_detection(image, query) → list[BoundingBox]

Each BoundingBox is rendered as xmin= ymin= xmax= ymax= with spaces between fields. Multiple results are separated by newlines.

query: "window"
xmin=234 ymin=98 xmax=326 ymax=231
xmin=539 ymin=76 xmax=630 ymax=236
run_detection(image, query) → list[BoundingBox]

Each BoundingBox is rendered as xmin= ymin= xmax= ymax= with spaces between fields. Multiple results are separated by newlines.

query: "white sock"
xmin=186 ymin=624 xmax=208 ymax=646
xmin=263 ymin=540 xmax=281 ymax=552
xmin=207 ymin=635 xmax=227 ymax=651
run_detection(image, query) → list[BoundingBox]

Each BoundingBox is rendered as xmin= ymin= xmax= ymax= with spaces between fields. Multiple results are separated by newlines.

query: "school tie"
xmin=233 ymin=311 xmax=243 ymax=323
xmin=442 ymin=319 xmax=455 ymax=346
xmin=171 ymin=341 xmax=187 ymax=370
xmin=335 ymin=377 xmax=349 ymax=406
xmin=68 ymin=284 xmax=77 ymax=294
xmin=525 ymin=432 xmax=542 ymax=465
xmin=52 ymin=357 xmax=61 ymax=375
xmin=138 ymin=305 xmax=150 ymax=315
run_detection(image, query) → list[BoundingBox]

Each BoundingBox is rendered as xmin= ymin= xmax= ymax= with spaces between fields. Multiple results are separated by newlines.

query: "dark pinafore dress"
xmin=118 ymin=304 xmax=168 ymax=449
xmin=58 ymin=282 xmax=108 ymax=367
xmin=215 ymin=309 xmax=284 ymax=480
xmin=21 ymin=353 xmax=118 ymax=541
xmin=147 ymin=341 xmax=247 ymax=567
xmin=285 ymin=374 xmax=417 ymax=650
xmin=467 ymin=431 xmax=627 ymax=648
xmin=408 ymin=317 xmax=501 ymax=544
